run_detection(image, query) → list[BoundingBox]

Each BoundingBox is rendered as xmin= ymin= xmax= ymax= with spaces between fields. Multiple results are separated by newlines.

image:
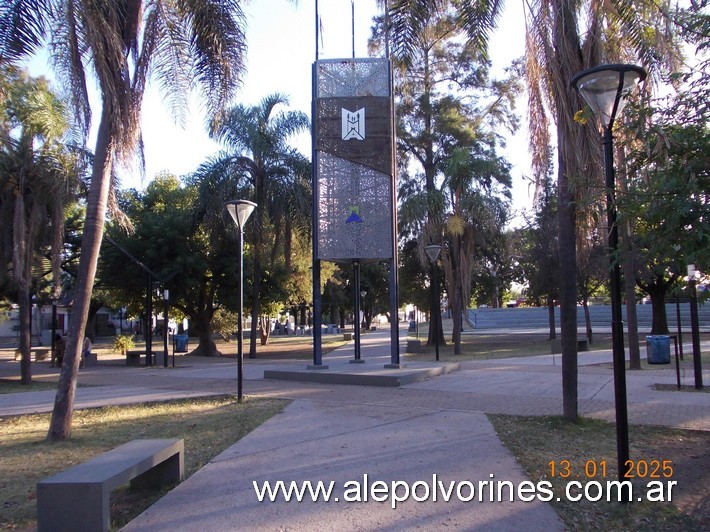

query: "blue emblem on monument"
xmin=345 ymin=206 xmax=363 ymax=223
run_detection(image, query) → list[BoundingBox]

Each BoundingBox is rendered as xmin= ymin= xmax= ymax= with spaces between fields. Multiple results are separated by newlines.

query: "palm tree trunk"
xmin=552 ymin=0 xmax=586 ymax=422
xmin=47 ymin=109 xmax=114 ymax=442
xmin=558 ymin=154 xmax=579 ymax=421
xmin=18 ymin=283 xmax=32 ymax=384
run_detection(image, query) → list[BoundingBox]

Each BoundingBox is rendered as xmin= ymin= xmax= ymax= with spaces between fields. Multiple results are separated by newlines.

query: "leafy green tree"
xmin=375 ymin=1 xmax=519 ymax=353
xmin=621 ymin=57 xmax=710 ymax=334
xmin=0 ymin=66 xmax=79 ymax=384
xmin=516 ymin=175 xmax=560 ymax=339
xmin=103 ymin=174 xmax=238 ymax=357
xmin=521 ymin=0 xmax=685 ymax=420
xmin=576 ymin=235 xmax=608 ymax=343
xmin=1 ymin=0 xmax=248 ymax=440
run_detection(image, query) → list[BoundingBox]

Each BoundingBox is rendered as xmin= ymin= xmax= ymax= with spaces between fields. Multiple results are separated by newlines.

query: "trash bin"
xmin=646 ymin=335 xmax=670 ymax=364
xmin=174 ymin=334 xmax=189 ymax=353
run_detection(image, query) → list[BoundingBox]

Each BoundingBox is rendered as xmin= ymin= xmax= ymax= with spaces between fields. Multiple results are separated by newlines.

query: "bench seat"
xmin=37 ymin=438 xmax=183 ymax=532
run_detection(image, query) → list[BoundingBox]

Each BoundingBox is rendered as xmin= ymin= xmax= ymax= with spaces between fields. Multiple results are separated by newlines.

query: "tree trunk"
xmin=248 ymin=245 xmax=261 ymax=357
xmin=558 ymin=154 xmax=578 ymax=422
xmin=622 ymin=227 xmax=641 ymax=369
xmin=552 ymin=0 xmax=585 ymax=423
xmin=47 ymin=109 xmax=114 ymax=442
xmin=189 ymin=308 xmax=219 ymax=356
xmin=547 ymin=296 xmax=556 ymax=340
xmin=583 ymin=299 xmax=593 ymax=344
xmin=647 ymin=284 xmax=670 ymax=335
xmin=18 ymin=283 xmax=32 ymax=384
xmin=259 ymin=315 xmax=270 ymax=345
xmin=427 ymin=267 xmax=444 ymax=348
xmin=248 ymin=176 xmax=266 ymax=359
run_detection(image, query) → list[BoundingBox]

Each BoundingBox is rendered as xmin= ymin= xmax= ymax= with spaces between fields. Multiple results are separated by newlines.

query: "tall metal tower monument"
xmin=311 ymin=3 xmax=399 ymax=367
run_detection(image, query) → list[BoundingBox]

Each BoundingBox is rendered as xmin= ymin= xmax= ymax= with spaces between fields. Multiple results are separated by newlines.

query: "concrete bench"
xmin=126 ymin=350 xmax=143 ymax=366
xmin=343 ymin=332 xmax=353 ymax=341
xmin=406 ymin=339 xmax=422 ymax=353
xmin=37 ymin=438 xmax=183 ymax=532
xmin=84 ymin=352 xmax=98 ymax=367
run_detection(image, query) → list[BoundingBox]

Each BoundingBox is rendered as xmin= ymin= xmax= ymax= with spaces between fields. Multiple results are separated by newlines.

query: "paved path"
xmin=1 ymin=327 xmax=708 ymax=530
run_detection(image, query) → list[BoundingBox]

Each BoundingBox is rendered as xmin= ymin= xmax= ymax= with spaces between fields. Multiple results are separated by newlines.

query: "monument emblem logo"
xmin=342 ymin=108 xmax=365 ymax=140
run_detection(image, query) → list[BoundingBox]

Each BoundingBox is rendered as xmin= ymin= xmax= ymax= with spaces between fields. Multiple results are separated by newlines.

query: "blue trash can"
xmin=174 ymin=334 xmax=189 ymax=353
xmin=646 ymin=335 xmax=670 ymax=364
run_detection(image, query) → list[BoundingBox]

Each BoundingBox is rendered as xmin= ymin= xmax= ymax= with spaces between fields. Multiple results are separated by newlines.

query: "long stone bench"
xmin=37 ymin=438 xmax=184 ymax=532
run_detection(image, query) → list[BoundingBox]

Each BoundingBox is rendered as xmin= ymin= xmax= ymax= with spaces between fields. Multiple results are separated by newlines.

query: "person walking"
xmin=80 ymin=336 xmax=92 ymax=369
xmin=52 ymin=334 xmax=65 ymax=368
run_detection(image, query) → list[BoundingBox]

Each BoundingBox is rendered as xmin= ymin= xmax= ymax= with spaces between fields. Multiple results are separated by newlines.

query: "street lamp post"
xmin=226 ymin=199 xmax=257 ymax=403
xmin=360 ymin=289 xmax=368 ymax=329
xmin=163 ymin=290 xmax=169 ymax=368
xmin=352 ymin=260 xmax=365 ymax=363
xmin=572 ymin=64 xmax=646 ymax=481
xmin=425 ymin=245 xmax=442 ymax=362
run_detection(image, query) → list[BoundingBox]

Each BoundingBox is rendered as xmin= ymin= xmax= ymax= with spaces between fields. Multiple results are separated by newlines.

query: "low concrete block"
xmin=37 ymin=438 xmax=183 ymax=532
xmin=126 ymin=351 xmax=142 ymax=367
xmin=406 ymin=339 xmax=421 ymax=353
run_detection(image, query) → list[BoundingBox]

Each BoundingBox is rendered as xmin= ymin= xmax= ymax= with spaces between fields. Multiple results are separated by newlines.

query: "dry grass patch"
xmin=489 ymin=415 xmax=709 ymax=531
xmin=0 ymin=378 xmax=58 ymax=394
xmin=0 ymin=396 xmax=288 ymax=530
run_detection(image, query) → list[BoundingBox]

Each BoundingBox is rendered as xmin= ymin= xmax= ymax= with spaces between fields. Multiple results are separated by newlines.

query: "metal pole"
xmin=676 ymin=296 xmax=684 ymax=360
xmin=146 ymin=274 xmax=153 ymax=366
xmin=51 ymin=303 xmax=57 ymax=365
xmin=434 ymin=262 xmax=440 ymax=362
xmin=351 ymin=0 xmax=355 ymax=58
xmin=603 ymin=125 xmax=629 ymax=480
xmin=689 ymin=277 xmax=704 ymax=389
xmin=311 ymin=55 xmax=324 ymax=367
xmin=353 ymin=260 xmax=362 ymax=361
xmin=237 ymin=228 xmax=245 ymax=402
xmin=415 ymin=305 xmax=419 ymax=339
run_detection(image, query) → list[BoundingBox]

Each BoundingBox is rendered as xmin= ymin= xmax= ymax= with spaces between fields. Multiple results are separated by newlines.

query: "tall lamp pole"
xmin=226 ymin=199 xmax=257 ymax=403
xmin=163 ymin=290 xmax=169 ymax=368
xmin=425 ymin=245 xmax=442 ymax=362
xmin=572 ymin=64 xmax=646 ymax=480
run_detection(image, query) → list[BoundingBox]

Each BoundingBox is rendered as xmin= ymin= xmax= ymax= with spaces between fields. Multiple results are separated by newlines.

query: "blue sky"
xmin=29 ymin=0 xmax=531 ymax=224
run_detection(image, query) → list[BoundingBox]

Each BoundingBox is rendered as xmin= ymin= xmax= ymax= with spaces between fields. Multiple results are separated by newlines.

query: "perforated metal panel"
xmin=315 ymin=58 xmax=390 ymax=98
xmin=314 ymin=58 xmax=394 ymax=261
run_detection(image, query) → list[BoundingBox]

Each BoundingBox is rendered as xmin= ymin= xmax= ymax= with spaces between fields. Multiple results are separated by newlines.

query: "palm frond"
xmin=0 ymin=0 xmax=51 ymax=62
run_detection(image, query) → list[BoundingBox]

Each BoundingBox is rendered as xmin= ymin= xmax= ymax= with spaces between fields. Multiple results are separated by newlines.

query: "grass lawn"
xmin=0 ymin=378 xmax=59 ymax=394
xmin=0 ymin=396 xmax=287 ymax=530
xmin=406 ymin=328 xmax=614 ymax=360
xmin=489 ymin=415 xmax=709 ymax=531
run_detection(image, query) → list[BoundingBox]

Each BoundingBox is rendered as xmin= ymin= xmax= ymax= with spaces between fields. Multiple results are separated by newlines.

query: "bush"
xmin=113 ymin=334 xmax=135 ymax=355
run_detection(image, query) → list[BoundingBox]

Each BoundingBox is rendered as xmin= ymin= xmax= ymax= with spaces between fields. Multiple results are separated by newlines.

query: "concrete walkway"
xmin=1 ymin=327 xmax=708 ymax=530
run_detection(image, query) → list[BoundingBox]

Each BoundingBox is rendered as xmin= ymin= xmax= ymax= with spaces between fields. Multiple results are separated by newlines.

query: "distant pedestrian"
xmin=81 ymin=336 xmax=92 ymax=368
xmin=52 ymin=334 xmax=65 ymax=368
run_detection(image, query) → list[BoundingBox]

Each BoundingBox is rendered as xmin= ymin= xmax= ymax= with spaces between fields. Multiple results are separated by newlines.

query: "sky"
xmin=31 ymin=0 xmax=532 ymax=225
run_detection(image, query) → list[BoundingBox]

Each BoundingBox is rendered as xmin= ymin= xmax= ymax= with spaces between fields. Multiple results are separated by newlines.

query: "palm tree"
xmin=385 ymin=0 xmax=683 ymax=419
xmin=198 ymin=93 xmax=310 ymax=356
xmin=0 ymin=66 xmax=77 ymax=385
xmin=522 ymin=0 xmax=684 ymax=419
xmin=441 ymin=147 xmax=511 ymax=353
xmin=0 ymin=0 xmax=248 ymax=441
xmin=379 ymin=0 xmax=518 ymax=351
